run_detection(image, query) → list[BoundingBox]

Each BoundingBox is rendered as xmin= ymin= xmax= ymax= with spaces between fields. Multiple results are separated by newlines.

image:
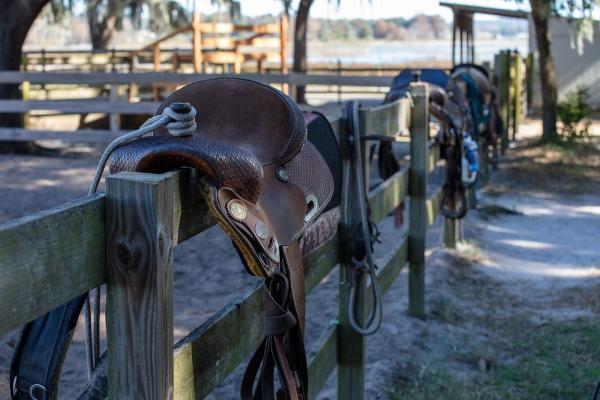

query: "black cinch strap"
xmin=440 ymin=132 xmax=467 ymax=220
xmin=10 ymin=295 xmax=87 ymax=400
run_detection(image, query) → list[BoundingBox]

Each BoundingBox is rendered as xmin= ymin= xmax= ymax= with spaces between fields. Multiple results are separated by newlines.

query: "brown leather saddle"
xmin=10 ymin=78 xmax=338 ymax=400
xmin=384 ymin=69 xmax=472 ymax=220
xmin=112 ymin=78 xmax=335 ymax=399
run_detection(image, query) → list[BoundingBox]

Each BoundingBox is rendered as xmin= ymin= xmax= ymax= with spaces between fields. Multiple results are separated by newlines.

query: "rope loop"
xmin=162 ymin=102 xmax=197 ymax=137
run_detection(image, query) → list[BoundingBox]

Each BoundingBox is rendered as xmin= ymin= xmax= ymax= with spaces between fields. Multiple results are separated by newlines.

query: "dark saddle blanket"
xmin=11 ymin=78 xmax=341 ymax=400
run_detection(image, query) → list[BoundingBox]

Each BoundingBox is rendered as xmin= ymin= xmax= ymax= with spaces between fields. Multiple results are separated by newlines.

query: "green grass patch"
xmin=391 ymin=318 xmax=600 ymax=400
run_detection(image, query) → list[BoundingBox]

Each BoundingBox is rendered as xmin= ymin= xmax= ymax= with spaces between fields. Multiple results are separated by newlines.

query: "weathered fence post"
xmin=105 ymin=172 xmax=176 ymax=400
xmin=443 ymin=217 xmax=461 ymax=249
xmin=21 ymin=81 xmax=30 ymax=129
xmin=408 ymin=82 xmax=428 ymax=319
xmin=496 ymin=50 xmax=510 ymax=155
xmin=109 ymin=84 xmax=120 ymax=134
xmin=467 ymin=186 xmax=477 ymax=210
xmin=337 ymin=108 xmax=369 ymax=400
xmin=512 ymin=53 xmax=523 ymax=139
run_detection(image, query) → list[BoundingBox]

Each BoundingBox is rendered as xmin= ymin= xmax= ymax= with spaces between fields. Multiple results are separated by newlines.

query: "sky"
xmin=190 ymin=0 xmax=531 ymax=21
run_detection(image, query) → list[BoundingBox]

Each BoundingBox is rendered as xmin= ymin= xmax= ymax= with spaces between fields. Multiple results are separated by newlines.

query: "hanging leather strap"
xmin=241 ymin=262 xmax=307 ymax=400
xmin=441 ymin=141 xmax=468 ymax=219
xmin=10 ymin=294 xmax=87 ymax=400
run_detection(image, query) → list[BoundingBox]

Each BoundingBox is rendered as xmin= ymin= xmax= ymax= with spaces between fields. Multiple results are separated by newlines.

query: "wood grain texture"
xmin=0 ymin=194 xmax=105 ymax=334
xmin=307 ymin=322 xmax=338 ymax=399
xmin=0 ymin=71 xmax=392 ymax=86
xmin=426 ymin=187 xmax=442 ymax=227
xmin=443 ymin=217 xmax=461 ymax=249
xmin=368 ymin=166 xmax=408 ymax=224
xmin=376 ymin=235 xmax=408 ymax=294
xmin=0 ymin=169 xmax=214 ymax=335
xmin=0 ymin=127 xmax=126 ymax=142
xmin=427 ymin=142 xmax=441 ymax=174
xmin=172 ymin=234 xmax=339 ymax=399
xmin=105 ymin=172 xmax=176 ymax=400
xmin=360 ymin=98 xmax=411 ymax=139
xmin=408 ymin=82 xmax=429 ymax=319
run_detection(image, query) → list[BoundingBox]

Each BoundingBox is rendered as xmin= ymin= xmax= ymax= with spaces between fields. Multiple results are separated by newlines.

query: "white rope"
xmin=84 ymin=102 xmax=197 ymax=378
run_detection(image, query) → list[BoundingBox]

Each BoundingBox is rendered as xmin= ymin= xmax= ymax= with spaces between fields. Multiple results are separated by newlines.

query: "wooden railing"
xmin=0 ymin=82 xmax=476 ymax=399
xmin=0 ymin=71 xmax=393 ymax=142
xmin=494 ymin=50 xmax=526 ymax=154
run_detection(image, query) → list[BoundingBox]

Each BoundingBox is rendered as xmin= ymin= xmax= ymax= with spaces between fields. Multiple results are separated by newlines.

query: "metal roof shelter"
xmin=440 ymin=2 xmax=530 ymax=65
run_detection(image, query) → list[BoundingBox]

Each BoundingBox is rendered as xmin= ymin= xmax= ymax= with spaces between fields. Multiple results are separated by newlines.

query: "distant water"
xmin=308 ymin=38 xmax=529 ymax=65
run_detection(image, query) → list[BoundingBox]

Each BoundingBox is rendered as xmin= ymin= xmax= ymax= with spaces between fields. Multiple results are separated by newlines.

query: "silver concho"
xmin=227 ymin=200 xmax=247 ymax=221
xmin=255 ymin=222 xmax=269 ymax=240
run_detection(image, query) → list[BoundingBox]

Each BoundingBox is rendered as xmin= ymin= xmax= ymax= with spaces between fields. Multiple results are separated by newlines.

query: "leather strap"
xmin=241 ymin=254 xmax=307 ymax=400
xmin=441 ymin=140 xmax=468 ymax=219
xmin=10 ymin=294 xmax=87 ymax=400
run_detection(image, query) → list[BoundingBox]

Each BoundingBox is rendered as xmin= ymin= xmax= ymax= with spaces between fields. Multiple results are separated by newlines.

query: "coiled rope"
xmin=84 ymin=102 xmax=197 ymax=378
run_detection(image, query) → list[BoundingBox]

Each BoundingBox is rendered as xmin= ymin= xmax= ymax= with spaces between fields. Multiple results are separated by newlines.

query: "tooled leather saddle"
xmin=10 ymin=78 xmax=340 ymax=400
xmin=384 ymin=69 xmax=477 ymax=219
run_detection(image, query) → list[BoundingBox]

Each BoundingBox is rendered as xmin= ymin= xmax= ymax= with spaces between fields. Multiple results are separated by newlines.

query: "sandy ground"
xmin=1 ymin=119 xmax=599 ymax=399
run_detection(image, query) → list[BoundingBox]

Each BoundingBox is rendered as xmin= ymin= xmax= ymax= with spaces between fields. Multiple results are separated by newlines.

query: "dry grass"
xmin=498 ymin=139 xmax=600 ymax=195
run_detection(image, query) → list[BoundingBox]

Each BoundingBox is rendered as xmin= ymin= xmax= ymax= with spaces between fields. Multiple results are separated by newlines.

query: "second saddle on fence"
xmin=11 ymin=78 xmax=341 ymax=400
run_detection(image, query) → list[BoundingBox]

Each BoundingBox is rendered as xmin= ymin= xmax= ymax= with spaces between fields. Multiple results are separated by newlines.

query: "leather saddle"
xmin=450 ymin=63 xmax=501 ymax=144
xmin=10 ymin=78 xmax=340 ymax=400
xmin=385 ymin=69 xmax=473 ymax=219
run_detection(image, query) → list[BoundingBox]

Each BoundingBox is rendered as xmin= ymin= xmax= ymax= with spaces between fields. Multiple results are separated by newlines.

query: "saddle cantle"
xmin=10 ymin=78 xmax=337 ymax=400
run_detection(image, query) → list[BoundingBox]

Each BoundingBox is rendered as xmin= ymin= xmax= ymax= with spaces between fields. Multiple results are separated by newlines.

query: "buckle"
xmin=29 ymin=383 xmax=48 ymax=400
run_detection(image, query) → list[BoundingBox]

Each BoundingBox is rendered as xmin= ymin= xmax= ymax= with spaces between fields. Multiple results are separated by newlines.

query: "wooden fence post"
xmin=408 ymin=82 xmax=428 ymax=319
xmin=443 ymin=217 xmax=461 ymax=249
xmin=109 ymin=84 xmax=120 ymax=134
xmin=105 ymin=172 xmax=176 ymax=399
xmin=497 ymin=51 xmax=510 ymax=155
xmin=512 ymin=53 xmax=523 ymax=139
xmin=21 ymin=81 xmax=30 ymax=129
xmin=337 ymin=108 xmax=369 ymax=400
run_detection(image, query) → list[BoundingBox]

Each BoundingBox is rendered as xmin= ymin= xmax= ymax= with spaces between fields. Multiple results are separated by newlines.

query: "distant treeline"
xmin=309 ymin=15 xmax=449 ymax=41
xmin=244 ymin=13 xmax=527 ymax=42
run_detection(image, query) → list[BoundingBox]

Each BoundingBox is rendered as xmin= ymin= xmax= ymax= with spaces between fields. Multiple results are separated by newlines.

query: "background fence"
xmin=0 ymin=80 xmax=494 ymax=398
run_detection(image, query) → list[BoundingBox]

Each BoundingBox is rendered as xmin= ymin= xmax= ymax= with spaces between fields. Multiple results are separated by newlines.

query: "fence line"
xmin=0 ymin=71 xmax=394 ymax=142
xmin=0 ymin=83 xmax=474 ymax=398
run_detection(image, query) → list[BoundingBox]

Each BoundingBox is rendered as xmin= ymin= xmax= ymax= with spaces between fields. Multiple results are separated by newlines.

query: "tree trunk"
xmin=530 ymin=0 xmax=558 ymax=142
xmin=293 ymin=0 xmax=313 ymax=104
xmin=0 ymin=0 xmax=49 ymax=153
xmin=87 ymin=0 xmax=118 ymax=50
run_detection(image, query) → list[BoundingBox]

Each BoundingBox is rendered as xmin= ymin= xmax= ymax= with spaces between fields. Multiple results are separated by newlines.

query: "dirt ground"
xmin=1 ymin=119 xmax=599 ymax=399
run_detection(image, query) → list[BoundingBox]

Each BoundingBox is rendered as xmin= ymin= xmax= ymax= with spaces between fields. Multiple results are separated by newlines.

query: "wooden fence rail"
xmin=0 ymin=71 xmax=394 ymax=143
xmin=0 ymin=82 xmax=475 ymax=399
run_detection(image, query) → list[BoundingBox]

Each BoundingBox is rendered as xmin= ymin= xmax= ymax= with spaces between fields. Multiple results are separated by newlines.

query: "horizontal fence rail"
xmin=0 ymin=84 xmax=476 ymax=399
xmin=0 ymin=71 xmax=395 ymax=143
xmin=0 ymin=71 xmax=393 ymax=87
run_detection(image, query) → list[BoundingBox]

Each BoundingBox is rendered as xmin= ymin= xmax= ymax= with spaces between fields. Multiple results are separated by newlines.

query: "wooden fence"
xmin=0 ymin=71 xmax=393 ymax=142
xmin=494 ymin=50 xmax=526 ymax=154
xmin=0 ymin=81 xmax=479 ymax=399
